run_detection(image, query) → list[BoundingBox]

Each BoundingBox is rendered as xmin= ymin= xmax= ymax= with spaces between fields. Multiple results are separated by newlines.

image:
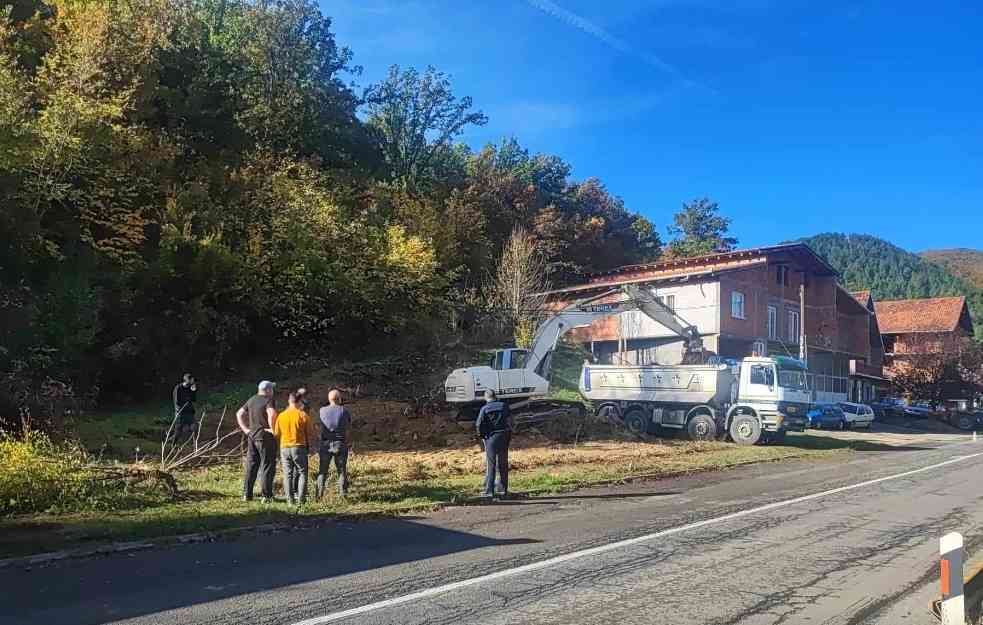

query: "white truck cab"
xmin=728 ymin=356 xmax=811 ymax=443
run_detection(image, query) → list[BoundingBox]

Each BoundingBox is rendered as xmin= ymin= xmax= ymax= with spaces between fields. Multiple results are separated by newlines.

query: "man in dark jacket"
xmin=172 ymin=373 xmax=197 ymax=437
xmin=475 ymin=390 xmax=513 ymax=499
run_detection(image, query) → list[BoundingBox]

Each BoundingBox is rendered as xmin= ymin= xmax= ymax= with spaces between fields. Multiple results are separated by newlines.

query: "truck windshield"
xmin=778 ymin=368 xmax=808 ymax=390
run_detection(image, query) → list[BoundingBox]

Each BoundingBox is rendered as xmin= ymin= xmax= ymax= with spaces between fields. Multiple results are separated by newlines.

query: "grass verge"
xmin=0 ymin=437 xmax=846 ymax=558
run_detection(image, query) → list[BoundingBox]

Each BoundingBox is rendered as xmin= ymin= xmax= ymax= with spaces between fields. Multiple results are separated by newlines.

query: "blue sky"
xmin=327 ymin=1 xmax=982 ymax=252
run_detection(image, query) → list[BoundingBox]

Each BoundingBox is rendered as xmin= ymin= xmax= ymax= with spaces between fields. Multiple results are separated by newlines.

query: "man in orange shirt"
xmin=273 ymin=391 xmax=318 ymax=505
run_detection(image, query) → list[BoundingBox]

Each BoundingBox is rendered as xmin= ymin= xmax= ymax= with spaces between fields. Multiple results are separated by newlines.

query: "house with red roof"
xmin=874 ymin=296 xmax=973 ymax=362
xmin=545 ymin=243 xmax=887 ymax=403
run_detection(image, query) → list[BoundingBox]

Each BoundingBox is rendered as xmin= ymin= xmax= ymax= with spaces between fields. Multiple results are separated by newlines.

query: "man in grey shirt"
xmin=236 ymin=380 xmax=278 ymax=502
xmin=316 ymin=389 xmax=352 ymax=498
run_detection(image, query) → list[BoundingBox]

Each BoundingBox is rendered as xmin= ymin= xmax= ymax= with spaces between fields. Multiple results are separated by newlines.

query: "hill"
xmin=798 ymin=234 xmax=983 ymax=338
xmin=921 ymin=249 xmax=983 ymax=290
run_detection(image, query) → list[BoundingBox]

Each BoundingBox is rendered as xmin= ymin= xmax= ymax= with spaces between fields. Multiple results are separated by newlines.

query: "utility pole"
xmin=799 ymin=281 xmax=807 ymax=365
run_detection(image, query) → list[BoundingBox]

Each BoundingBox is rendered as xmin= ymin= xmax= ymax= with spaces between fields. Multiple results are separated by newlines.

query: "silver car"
xmin=838 ymin=402 xmax=875 ymax=429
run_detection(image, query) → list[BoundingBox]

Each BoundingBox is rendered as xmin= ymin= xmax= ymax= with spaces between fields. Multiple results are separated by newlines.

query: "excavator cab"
xmin=489 ymin=348 xmax=530 ymax=397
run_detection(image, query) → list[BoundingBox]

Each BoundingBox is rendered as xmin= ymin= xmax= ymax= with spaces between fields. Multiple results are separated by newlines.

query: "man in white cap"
xmin=237 ymin=380 xmax=279 ymax=502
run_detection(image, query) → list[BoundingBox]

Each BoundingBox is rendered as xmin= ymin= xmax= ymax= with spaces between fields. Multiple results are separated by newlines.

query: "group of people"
xmin=174 ymin=376 xmax=515 ymax=503
xmin=234 ymin=381 xmax=353 ymax=504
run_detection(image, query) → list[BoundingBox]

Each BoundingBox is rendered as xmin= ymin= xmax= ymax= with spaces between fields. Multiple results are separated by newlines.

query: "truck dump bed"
xmin=580 ymin=363 xmax=735 ymax=405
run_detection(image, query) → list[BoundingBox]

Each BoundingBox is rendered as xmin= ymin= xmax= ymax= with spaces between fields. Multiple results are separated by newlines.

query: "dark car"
xmin=870 ymin=398 xmax=905 ymax=418
xmin=950 ymin=411 xmax=983 ymax=431
xmin=806 ymin=404 xmax=847 ymax=430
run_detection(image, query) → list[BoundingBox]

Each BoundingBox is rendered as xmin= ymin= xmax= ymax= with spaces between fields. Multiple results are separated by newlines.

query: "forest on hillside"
xmin=0 ymin=0 xmax=672 ymax=424
xmin=801 ymin=234 xmax=983 ymax=337
xmin=921 ymin=249 xmax=983 ymax=290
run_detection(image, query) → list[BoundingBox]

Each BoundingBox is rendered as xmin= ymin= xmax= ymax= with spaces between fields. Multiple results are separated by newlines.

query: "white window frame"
xmin=767 ymin=305 xmax=777 ymax=339
xmin=665 ymin=294 xmax=675 ymax=312
xmin=731 ymin=291 xmax=746 ymax=319
xmin=788 ymin=309 xmax=800 ymax=343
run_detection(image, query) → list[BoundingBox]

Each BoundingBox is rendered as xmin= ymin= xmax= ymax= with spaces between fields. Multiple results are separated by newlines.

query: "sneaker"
xmin=242 ymin=495 xmax=253 ymax=502
xmin=479 ymin=492 xmax=494 ymax=499
xmin=495 ymin=492 xmax=509 ymax=500
xmin=261 ymin=497 xmax=274 ymax=504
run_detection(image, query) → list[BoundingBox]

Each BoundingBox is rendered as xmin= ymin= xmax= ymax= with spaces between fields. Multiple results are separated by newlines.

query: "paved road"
xmin=5 ymin=432 xmax=982 ymax=625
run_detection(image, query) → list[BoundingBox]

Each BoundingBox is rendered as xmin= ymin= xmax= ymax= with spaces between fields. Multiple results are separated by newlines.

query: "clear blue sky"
xmin=327 ymin=0 xmax=982 ymax=252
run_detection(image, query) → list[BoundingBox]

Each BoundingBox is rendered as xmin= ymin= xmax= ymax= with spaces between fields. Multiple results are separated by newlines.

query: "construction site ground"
xmin=20 ymin=350 xmax=932 ymax=560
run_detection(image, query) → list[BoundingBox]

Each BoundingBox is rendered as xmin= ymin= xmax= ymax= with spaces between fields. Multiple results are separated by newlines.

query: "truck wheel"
xmin=687 ymin=414 xmax=717 ymax=441
xmin=623 ymin=409 xmax=649 ymax=436
xmin=729 ymin=414 xmax=761 ymax=446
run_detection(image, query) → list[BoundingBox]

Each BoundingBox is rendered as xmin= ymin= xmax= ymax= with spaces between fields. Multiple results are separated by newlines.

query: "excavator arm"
xmin=525 ymin=284 xmax=707 ymax=379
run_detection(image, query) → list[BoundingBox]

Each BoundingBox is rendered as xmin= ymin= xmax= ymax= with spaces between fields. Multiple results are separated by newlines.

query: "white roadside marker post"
xmin=940 ymin=532 xmax=965 ymax=625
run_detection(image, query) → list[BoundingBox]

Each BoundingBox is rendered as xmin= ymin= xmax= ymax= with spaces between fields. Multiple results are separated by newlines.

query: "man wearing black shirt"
xmin=236 ymin=380 xmax=279 ymax=502
xmin=172 ymin=373 xmax=197 ymax=437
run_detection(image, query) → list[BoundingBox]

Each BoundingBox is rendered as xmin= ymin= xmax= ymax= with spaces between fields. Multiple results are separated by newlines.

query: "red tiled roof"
xmin=590 ymin=243 xmax=838 ymax=279
xmin=874 ymin=297 xmax=969 ymax=334
xmin=850 ymin=290 xmax=871 ymax=307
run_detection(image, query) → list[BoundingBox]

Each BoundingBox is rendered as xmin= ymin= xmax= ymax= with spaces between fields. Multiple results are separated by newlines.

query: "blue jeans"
xmin=483 ymin=432 xmax=510 ymax=495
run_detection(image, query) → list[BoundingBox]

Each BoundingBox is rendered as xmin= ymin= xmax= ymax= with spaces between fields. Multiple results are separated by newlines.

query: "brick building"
xmin=874 ymin=296 xmax=973 ymax=364
xmin=545 ymin=243 xmax=886 ymax=403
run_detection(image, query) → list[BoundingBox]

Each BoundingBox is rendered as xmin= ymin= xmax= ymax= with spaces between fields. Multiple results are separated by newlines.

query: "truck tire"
xmin=623 ymin=408 xmax=649 ymax=436
xmin=687 ymin=414 xmax=717 ymax=441
xmin=729 ymin=414 xmax=761 ymax=446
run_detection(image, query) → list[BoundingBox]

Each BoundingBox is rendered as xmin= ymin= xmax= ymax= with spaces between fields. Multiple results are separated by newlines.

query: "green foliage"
xmin=666 ymin=197 xmax=737 ymax=258
xmin=0 ymin=429 xmax=135 ymax=515
xmin=0 ymin=0 xmax=661 ymax=422
xmin=800 ymin=233 xmax=983 ymax=338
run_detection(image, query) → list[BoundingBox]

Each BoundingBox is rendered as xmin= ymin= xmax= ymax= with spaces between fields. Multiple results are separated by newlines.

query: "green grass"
xmin=74 ymin=382 xmax=255 ymax=460
xmin=0 ymin=440 xmax=845 ymax=558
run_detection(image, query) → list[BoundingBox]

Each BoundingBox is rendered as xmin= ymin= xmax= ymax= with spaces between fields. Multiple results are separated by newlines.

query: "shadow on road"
xmin=785 ymin=433 xmax=933 ymax=452
xmin=0 ymin=517 xmax=539 ymax=625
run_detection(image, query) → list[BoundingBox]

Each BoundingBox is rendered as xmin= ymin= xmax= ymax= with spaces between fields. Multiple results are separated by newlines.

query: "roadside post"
xmin=940 ymin=532 xmax=965 ymax=625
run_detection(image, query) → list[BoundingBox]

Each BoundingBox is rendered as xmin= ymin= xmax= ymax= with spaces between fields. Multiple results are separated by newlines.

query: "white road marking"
xmin=290 ymin=448 xmax=983 ymax=625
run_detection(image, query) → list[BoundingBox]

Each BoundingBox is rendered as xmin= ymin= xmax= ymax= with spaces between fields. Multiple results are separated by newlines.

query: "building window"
xmin=776 ymin=265 xmax=789 ymax=286
xmin=767 ymin=305 xmax=777 ymax=339
xmin=731 ymin=291 xmax=746 ymax=319
xmin=788 ymin=310 xmax=800 ymax=343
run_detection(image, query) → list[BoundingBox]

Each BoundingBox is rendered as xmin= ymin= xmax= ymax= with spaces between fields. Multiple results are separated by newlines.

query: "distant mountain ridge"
xmin=920 ymin=248 xmax=983 ymax=290
xmin=797 ymin=233 xmax=982 ymax=338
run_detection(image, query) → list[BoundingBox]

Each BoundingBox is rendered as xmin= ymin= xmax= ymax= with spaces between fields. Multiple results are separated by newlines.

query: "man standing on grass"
xmin=172 ymin=373 xmax=197 ymax=437
xmin=475 ymin=390 xmax=513 ymax=500
xmin=237 ymin=380 xmax=278 ymax=503
xmin=273 ymin=391 xmax=318 ymax=505
xmin=316 ymin=389 xmax=352 ymax=498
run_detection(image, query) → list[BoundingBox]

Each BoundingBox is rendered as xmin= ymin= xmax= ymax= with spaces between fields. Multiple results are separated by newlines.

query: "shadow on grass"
xmin=784 ymin=433 xmax=932 ymax=452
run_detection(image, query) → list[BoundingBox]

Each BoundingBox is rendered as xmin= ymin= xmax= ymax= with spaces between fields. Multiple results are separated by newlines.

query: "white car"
xmin=839 ymin=402 xmax=875 ymax=429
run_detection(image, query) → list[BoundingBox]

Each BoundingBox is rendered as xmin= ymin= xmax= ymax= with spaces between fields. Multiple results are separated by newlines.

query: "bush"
xmin=0 ymin=430 xmax=125 ymax=515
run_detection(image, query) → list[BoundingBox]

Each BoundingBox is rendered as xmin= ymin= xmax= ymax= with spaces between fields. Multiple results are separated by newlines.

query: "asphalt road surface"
xmin=5 ymin=429 xmax=982 ymax=625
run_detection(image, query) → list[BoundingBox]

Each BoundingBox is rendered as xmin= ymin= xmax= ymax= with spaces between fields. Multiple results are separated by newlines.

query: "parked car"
xmin=871 ymin=398 xmax=905 ymax=418
xmin=949 ymin=411 xmax=983 ymax=431
xmin=903 ymin=402 xmax=934 ymax=418
xmin=838 ymin=402 xmax=875 ymax=429
xmin=807 ymin=404 xmax=847 ymax=429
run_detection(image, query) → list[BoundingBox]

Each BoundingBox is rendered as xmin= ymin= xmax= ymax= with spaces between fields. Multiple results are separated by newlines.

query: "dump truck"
xmin=580 ymin=355 xmax=812 ymax=445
